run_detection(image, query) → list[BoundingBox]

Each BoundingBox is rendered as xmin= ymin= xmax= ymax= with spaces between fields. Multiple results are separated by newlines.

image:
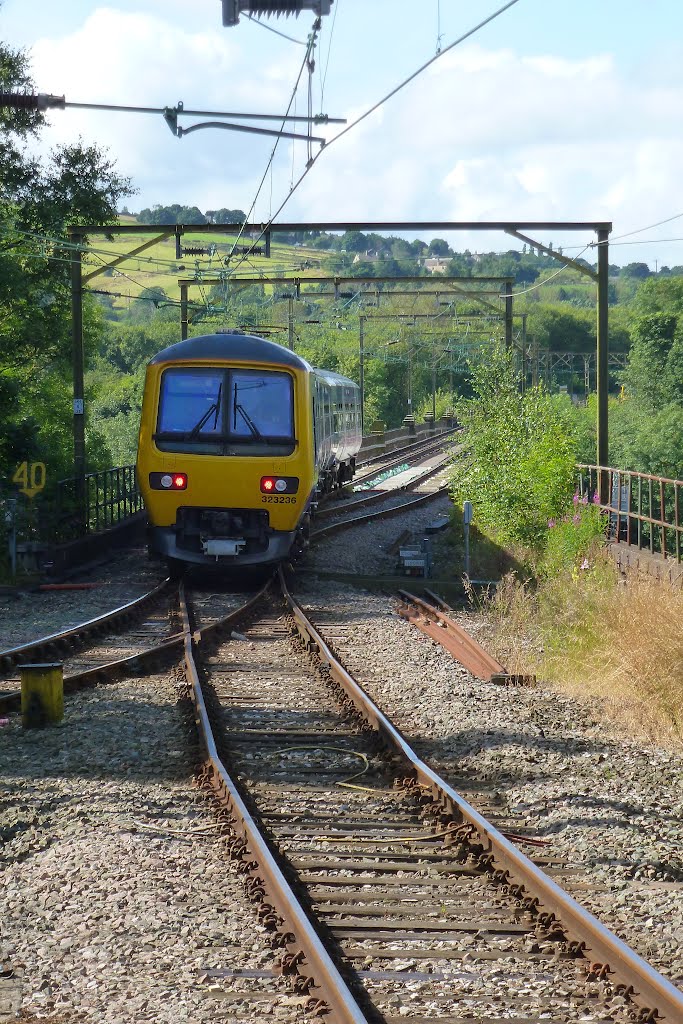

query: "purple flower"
xmin=581 ymin=494 xmax=588 ymax=505
xmin=548 ymin=518 xmax=556 ymax=528
xmin=573 ymin=514 xmax=581 ymax=524
xmin=573 ymin=493 xmax=580 ymax=505
xmin=592 ymin=492 xmax=600 ymax=504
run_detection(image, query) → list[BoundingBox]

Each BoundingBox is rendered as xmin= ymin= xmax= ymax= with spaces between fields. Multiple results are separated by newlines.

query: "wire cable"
xmin=320 ymin=0 xmax=339 ymax=109
xmin=227 ymin=19 xmax=321 ymax=261
xmin=220 ymin=0 xmax=523 ymax=276
xmin=246 ymin=12 xmax=306 ymax=45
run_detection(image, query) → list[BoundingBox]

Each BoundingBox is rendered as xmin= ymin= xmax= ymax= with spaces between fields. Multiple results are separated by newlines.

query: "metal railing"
xmin=578 ymin=464 xmax=683 ymax=562
xmin=49 ymin=465 xmax=143 ymax=543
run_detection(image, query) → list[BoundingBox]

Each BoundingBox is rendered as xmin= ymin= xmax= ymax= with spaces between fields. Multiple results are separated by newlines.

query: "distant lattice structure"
xmin=221 ymin=1 xmax=333 ymax=26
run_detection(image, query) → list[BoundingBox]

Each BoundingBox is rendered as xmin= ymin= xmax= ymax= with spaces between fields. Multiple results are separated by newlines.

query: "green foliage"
xmin=620 ymin=312 xmax=681 ymax=407
xmin=415 ymin=388 xmax=456 ymax=421
xmin=539 ymin=500 xmax=606 ymax=579
xmin=0 ymin=32 xmax=134 ymax=490
xmin=449 ymin=347 xmax=578 ymax=547
xmin=137 ymin=203 xmax=207 ymax=224
xmin=610 ymin=399 xmax=683 ymax=478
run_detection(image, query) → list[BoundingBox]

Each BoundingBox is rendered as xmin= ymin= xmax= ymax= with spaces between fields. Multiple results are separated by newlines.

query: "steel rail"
xmin=353 ymin=432 xmax=456 ymax=484
xmin=280 ymin=568 xmax=683 ymax=1024
xmin=317 ymin=458 xmax=450 ymax=523
xmin=177 ymin=580 xmax=368 ymax=1024
xmin=0 ymin=618 xmax=183 ymax=713
xmin=396 ymin=589 xmax=533 ymax=683
xmin=311 ymin=484 xmax=449 ymax=541
xmin=356 ymin=428 xmax=456 ymax=471
xmin=0 ymin=579 xmax=172 ymax=674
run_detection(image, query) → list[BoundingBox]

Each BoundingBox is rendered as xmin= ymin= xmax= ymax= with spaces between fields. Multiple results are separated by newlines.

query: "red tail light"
xmin=149 ymin=472 xmax=187 ymax=490
xmin=260 ymin=476 xmax=299 ymax=494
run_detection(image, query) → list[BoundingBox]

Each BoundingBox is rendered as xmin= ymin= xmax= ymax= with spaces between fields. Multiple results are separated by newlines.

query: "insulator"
xmin=222 ymin=1 xmax=333 ymax=27
xmin=0 ymin=91 xmax=65 ymax=111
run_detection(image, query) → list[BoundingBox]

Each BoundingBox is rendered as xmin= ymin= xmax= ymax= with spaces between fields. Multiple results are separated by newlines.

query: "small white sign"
xmin=73 ymin=399 xmax=84 ymax=414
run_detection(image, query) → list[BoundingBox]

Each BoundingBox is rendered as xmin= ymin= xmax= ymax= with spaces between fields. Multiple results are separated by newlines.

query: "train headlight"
xmin=150 ymin=472 xmax=188 ymax=490
xmin=260 ymin=476 xmax=299 ymax=494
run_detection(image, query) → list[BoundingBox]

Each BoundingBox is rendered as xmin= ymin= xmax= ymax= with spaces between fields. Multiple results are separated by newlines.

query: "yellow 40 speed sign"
xmin=12 ymin=461 xmax=47 ymax=499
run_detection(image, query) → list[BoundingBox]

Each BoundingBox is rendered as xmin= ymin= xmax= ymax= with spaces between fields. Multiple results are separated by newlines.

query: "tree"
xmin=0 ymin=31 xmax=134 ymax=488
xmin=620 ymin=262 xmax=651 ymax=279
xmin=428 ymin=238 xmax=451 ymax=257
xmin=342 ymin=230 xmax=369 ymax=253
xmin=620 ymin=313 xmax=679 ymax=407
xmin=448 ymin=346 xmax=578 ymax=546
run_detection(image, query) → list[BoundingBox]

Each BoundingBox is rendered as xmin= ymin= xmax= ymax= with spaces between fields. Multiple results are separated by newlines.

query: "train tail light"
xmin=260 ymin=476 xmax=299 ymax=494
xmin=149 ymin=472 xmax=188 ymax=490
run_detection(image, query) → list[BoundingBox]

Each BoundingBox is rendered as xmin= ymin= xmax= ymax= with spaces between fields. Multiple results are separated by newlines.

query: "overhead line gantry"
xmin=69 ymin=219 xmax=611 ymax=493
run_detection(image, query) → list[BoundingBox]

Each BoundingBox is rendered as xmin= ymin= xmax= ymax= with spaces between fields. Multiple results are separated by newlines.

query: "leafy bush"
xmin=539 ymin=497 xmax=606 ymax=579
xmin=448 ymin=346 xmax=577 ymax=547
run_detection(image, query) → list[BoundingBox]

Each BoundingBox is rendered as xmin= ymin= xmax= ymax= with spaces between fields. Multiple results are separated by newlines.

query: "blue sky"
xmin=2 ymin=0 xmax=683 ymax=265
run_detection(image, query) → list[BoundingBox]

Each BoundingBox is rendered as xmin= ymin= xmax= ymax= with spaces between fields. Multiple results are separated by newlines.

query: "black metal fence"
xmin=578 ymin=464 xmax=683 ymax=563
xmin=49 ymin=465 xmax=143 ymax=543
xmin=2 ymin=466 xmax=143 ymax=575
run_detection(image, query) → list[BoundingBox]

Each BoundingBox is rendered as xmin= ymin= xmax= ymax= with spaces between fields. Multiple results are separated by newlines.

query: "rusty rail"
xmin=0 ymin=579 xmax=172 ymax=676
xmin=397 ymin=589 xmax=534 ymax=685
xmin=311 ymin=485 xmax=448 ymax=542
xmin=578 ymin=463 xmax=683 ymax=562
xmin=0 ymin=580 xmax=179 ymax=712
xmin=281 ymin=568 xmax=683 ymax=1024
xmin=178 ymin=580 xmax=368 ymax=1024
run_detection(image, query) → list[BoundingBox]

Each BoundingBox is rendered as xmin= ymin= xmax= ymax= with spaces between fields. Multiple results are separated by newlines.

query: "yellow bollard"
xmin=20 ymin=663 xmax=64 ymax=728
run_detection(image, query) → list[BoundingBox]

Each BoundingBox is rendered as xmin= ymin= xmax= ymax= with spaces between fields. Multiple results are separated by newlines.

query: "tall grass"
xmin=485 ymin=558 xmax=683 ymax=747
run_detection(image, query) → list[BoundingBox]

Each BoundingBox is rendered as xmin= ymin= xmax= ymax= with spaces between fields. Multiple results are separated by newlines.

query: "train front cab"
xmin=137 ymin=352 xmax=316 ymax=568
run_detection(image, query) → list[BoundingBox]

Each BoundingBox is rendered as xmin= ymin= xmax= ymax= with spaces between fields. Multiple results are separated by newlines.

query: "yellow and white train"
xmin=136 ymin=330 xmax=362 ymax=571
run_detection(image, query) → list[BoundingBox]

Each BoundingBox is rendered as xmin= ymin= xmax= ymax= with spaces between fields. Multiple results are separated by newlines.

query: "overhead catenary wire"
xmin=319 ymin=0 xmax=339 ymax=109
xmin=218 ymin=0 xmax=523 ymax=277
xmin=246 ymin=12 xmax=307 ymax=45
xmin=226 ymin=19 xmax=322 ymax=261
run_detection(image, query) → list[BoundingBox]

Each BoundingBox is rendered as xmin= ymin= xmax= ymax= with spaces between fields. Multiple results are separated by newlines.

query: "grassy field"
xmin=84 ymin=220 xmax=327 ymax=314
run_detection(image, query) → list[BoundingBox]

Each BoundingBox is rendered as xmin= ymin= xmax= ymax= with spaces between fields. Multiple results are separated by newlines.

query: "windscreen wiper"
xmin=188 ymin=383 xmax=222 ymax=439
xmin=233 ymin=383 xmax=264 ymax=440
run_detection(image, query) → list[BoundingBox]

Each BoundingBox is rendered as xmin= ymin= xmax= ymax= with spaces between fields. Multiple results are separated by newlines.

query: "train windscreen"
xmin=155 ymin=367 xmax=294 ymax=454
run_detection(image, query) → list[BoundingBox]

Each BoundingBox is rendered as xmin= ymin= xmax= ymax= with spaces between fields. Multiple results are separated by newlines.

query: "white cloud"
xmin=20 ymin=13 xmax=683 ymax=265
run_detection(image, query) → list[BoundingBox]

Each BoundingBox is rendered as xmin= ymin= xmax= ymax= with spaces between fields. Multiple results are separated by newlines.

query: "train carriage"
xmin=136 ymin=330 xmax=361 ymax=570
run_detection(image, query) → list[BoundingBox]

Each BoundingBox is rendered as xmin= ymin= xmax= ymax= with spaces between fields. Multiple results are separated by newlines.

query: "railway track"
xmin=312 ymin=436 xmax=452 ymax=544
xmin=179 ymin=572 xmax=683 ymax=1024
xmin=353 ymin=428 xmax=459 ymax=486
xmin=0 ymin=580 xmax=179 ymax=710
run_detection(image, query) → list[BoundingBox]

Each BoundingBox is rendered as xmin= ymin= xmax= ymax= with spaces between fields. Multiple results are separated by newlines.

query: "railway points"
xmin=1 ymin=402 xmax=681 ymax=1024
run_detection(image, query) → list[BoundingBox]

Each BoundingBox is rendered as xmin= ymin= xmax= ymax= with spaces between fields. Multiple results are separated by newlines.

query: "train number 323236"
xmin=261 ymin=494 xmax=297 ymax=503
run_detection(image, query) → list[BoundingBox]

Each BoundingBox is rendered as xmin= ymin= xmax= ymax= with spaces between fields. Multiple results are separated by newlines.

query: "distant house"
xmin=421 ymin=257 xmax=449 ymax=274
xmin=352 ymin=250 xmax=381 ymax=264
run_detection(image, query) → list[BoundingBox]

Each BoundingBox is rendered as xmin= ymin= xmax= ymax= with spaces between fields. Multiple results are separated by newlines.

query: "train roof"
xmin=312 ymin=368 xmax=360 ymax=390
xmin=148 ymin=331 xmax=312 ymax=370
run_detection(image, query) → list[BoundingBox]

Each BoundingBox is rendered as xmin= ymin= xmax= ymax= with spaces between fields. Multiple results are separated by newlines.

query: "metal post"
xmin=432 ymin=339 xmax=437 ymax=420
xmin=521 ymin=313 xmax=528 ymax=390
xmin=463 ymin=500 xmax=473 ymax=577
xmin=180 ymin=283 xmax=189 ymax=340
xmin=6 ymin=498 xmax=17 ymax=577
xmin=70 ymin=232 xmax=85 ymax=483
xmin=596 ymin=227 xmax=609 ymax=491
xmin=504 ymin=280 xmax=513 ymax=350
xmin=359 ymin=314 xmax=365 ymax=433
xmin=288 ymin=295 xmax=294 ymax=351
